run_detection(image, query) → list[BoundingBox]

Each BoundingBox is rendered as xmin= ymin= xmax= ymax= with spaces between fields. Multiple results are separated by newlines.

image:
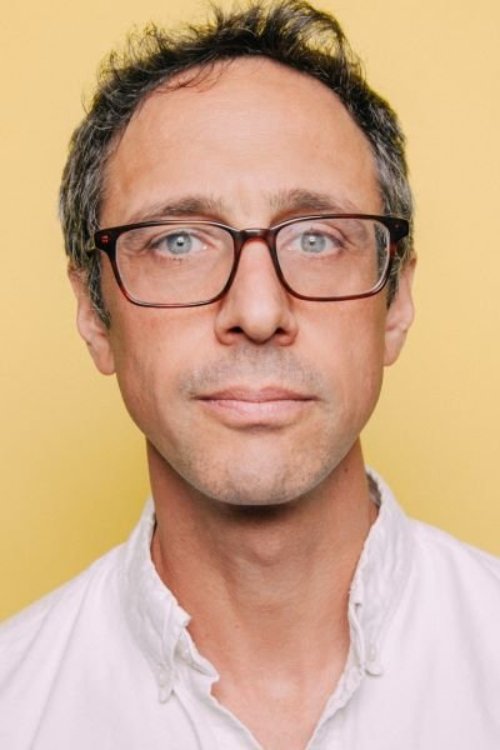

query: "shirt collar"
xmin=348 ymin=470 xmax=414 ymax=677
xmin=119 ymin=471 xmax=414 ymax=698
xmin=119 ymin=499 xmax=194 ymax=701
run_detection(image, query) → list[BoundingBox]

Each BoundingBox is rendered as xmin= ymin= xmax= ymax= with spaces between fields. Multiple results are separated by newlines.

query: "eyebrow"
xmin=124 ymin=189 xmax=361 ymax=225
xmin=269 ymin=188 xmax=360 ymax=218
xmin=125 ymin=196 xmax=227 ymax=223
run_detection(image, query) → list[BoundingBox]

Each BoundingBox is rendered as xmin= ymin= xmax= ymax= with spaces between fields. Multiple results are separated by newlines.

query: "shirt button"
xmin=158 ymin=668 xmax=168 ymax=687
xmin=366 ymin=644 xmax=384 ymax=675
xmin=176 ymin=638 xmax=192 ymax=663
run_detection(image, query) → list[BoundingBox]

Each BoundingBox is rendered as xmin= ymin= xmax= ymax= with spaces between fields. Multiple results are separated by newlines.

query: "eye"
xmin=299 ymin=231 xmax=330 ymax=253
xmin=156 ymin=231 xmax=198 ymax=255
xmin=281 ymin=225 xmax=345 ymax=256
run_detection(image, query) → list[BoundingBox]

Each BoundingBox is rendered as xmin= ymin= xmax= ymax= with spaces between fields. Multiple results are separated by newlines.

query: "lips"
xmin=196 ymin=386 xmax=316 ymax=426
xmin=199 ymin=386 xmax=313 ymax=402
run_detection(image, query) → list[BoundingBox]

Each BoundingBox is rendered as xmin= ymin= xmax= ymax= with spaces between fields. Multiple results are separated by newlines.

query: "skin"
xmin=70 ymin=58 xmax=414 ymax=750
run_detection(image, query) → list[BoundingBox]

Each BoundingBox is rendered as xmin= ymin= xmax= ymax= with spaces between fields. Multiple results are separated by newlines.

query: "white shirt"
xmin=1 ymin=474 xmax=500 ymax=749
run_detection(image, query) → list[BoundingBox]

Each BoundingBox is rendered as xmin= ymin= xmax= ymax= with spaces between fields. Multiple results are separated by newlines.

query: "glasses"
xmin=93 ymin=214 xmax=409 ymax=308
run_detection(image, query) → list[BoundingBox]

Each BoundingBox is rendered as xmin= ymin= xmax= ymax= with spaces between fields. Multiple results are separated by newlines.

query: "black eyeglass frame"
xmin=93 ymin=214 xmax=409 ymax=308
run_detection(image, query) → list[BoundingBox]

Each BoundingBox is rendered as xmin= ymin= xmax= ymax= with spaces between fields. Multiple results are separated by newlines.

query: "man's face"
xmin=74 ymin=58 xmax=413 ymax=506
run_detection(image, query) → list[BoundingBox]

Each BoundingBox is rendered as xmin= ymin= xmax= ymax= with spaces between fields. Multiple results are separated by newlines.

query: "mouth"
xmin=196 ymin=386 xmax=316 ymax=427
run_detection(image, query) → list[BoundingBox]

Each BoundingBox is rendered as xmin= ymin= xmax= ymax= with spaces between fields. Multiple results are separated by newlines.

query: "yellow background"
xmin=2 ymin=0 xmax=499 ymax=620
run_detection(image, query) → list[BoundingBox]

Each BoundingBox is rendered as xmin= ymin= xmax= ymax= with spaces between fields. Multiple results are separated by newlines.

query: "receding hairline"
xmin=98 ymin=55 xmax=382 ymax=227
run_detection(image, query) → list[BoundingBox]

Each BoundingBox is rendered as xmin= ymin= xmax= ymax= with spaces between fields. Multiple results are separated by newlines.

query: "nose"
xmin=213 ymin=237 xmax=299 ymax=346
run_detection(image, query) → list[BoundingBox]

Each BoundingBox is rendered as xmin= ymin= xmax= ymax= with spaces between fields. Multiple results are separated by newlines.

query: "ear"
xmin=68 ymin=266 xmax=116 ymax=375
xmin=384 ymin=258 xmax=416 ymax=366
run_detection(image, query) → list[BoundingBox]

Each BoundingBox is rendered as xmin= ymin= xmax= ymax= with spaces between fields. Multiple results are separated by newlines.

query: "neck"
xmin=149 ymin=440 xmax=377 ymax=675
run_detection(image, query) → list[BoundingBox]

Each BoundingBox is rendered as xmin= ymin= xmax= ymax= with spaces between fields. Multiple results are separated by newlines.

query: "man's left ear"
xmin=383 ymin=258 xmax=416 ymax=366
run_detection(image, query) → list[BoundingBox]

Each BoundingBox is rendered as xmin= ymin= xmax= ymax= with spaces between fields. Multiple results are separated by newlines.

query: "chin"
xmin=183 ymin=450 xmax=340 ymax=509
xmin=149 ymin=420 xmax=360 ymax=509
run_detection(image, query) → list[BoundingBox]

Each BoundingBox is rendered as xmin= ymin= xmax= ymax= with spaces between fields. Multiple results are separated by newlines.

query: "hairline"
xmin=97 ymin=55 xmax=390 ymax=231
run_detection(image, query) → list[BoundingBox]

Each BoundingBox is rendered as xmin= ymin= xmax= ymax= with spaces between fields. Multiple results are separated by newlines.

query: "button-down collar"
xmin=120 ymin=471 xmax=414 ymax=705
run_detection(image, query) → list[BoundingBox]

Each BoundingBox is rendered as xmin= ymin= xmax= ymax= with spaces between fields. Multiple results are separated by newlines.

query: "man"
xmin=1 ymin=1 xmax=499 ymax=748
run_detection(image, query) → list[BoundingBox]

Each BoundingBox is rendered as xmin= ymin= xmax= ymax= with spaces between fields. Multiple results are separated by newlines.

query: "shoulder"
xmin=407 ymin=519 xmax=500 ymax=620
xmin=0 ymin=544 xmax=124 ymax=684
xmin=370 ymin=470 xmax=500 ymax=602
xmin=411 ymin=518 xmax=500 ymax=580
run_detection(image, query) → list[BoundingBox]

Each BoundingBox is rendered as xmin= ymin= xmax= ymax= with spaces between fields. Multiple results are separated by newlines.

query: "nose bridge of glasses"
xmin=227 ymin=226 xmax=282 ymax=292
xmin=235 ymin=226 xmax=275 ymax=253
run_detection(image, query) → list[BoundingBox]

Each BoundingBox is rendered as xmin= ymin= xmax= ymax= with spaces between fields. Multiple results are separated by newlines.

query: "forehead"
xmin=101 ymin=57 xmax=381 ymax=226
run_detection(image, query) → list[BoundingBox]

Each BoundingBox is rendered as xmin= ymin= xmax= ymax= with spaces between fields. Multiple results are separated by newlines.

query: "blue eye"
xmin=300 ymin=232 xmax=328 ymax=253
xmin=164 ymin=232 xmax=193 ymax=255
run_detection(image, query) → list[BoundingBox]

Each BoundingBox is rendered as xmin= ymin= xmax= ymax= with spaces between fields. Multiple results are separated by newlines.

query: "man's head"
xmin=62 ymin=0 xmax=415 ymax=508
xmin=60 ymin=0 xmax=413 ymax=322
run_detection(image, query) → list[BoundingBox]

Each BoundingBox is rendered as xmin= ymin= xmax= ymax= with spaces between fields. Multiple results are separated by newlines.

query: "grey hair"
xmin=59 ymin=0 xmax=414 ymax=323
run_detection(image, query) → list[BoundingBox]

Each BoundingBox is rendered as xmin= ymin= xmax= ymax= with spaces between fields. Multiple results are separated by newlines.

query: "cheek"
xmin=297 ymin=300 xmax=388 ymax=453
xmin=106 ymin=301 xmax=213 ymax=435
xmin=303 ymin=299 xmax=387 ymax=392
